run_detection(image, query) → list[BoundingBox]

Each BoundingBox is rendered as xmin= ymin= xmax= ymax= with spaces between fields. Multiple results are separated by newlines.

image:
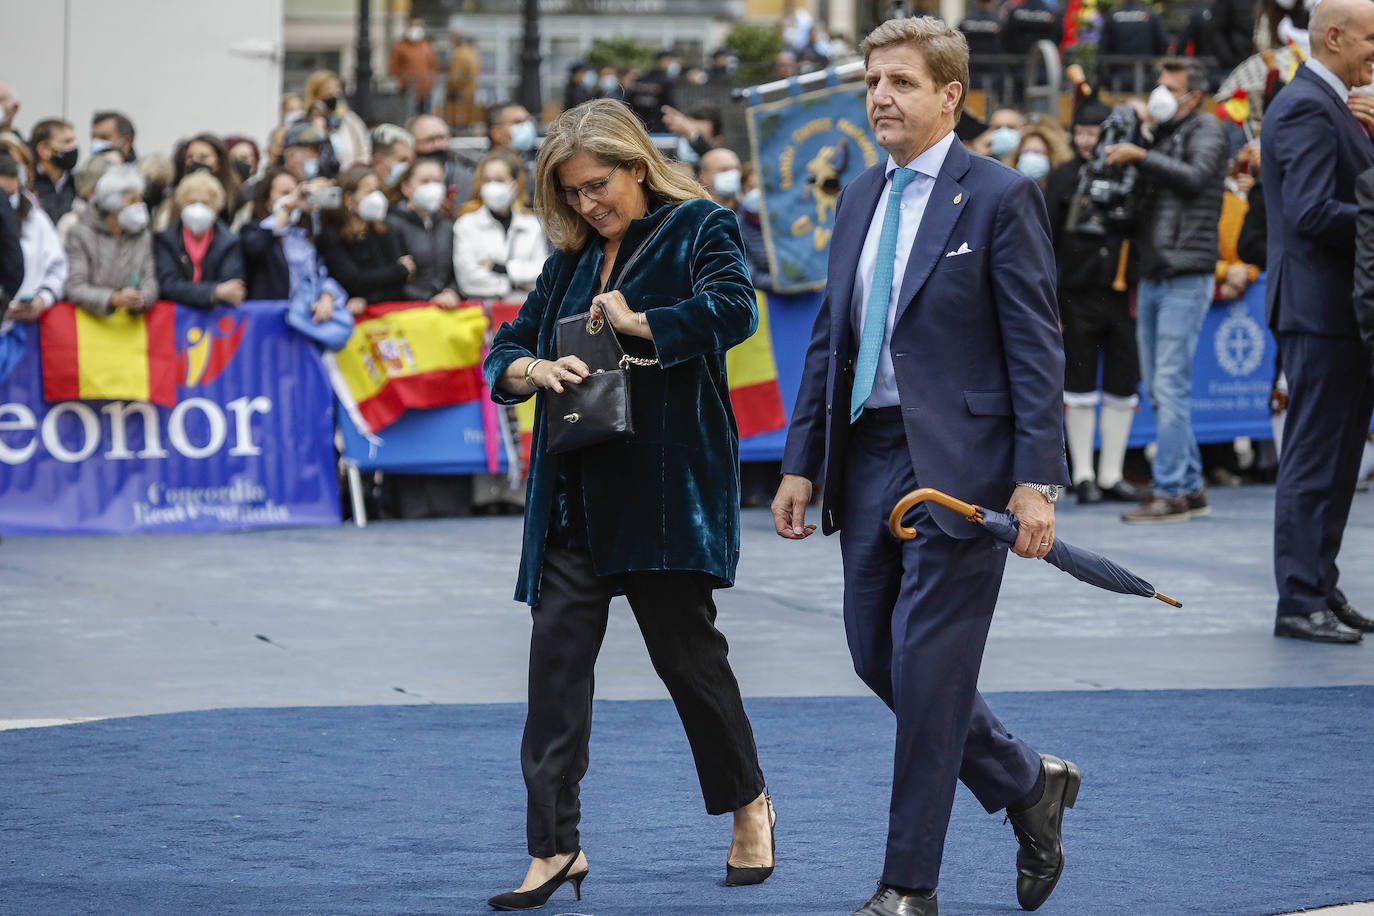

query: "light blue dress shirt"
xmin=850 ymin=129 xmax=958 ymax=409
xmin=1304 ymin=57 xmax=1351 ymax=103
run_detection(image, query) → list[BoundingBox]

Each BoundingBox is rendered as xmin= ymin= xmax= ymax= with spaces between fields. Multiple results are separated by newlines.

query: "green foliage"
xmin=586 ymin=36 xmax=657 ymax=74
xmin=725 ymin=22 xmax=784 ymax=86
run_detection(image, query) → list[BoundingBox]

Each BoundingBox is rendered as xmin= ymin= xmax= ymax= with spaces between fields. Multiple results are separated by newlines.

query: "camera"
xmin=306 ymin=185 xmax=342 ymax=210
xmin=1066 ymin=105 xmax=1142 ymax=237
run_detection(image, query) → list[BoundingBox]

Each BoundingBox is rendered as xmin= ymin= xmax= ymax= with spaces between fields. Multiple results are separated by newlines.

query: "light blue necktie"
xmin=851 ymin=166 xmax=917 ymax=422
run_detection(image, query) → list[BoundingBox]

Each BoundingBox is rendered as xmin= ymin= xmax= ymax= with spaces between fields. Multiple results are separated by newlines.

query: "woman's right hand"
xmin=398 ymin=255 xmax=417 ymax=278
xmin=311 ymin=293 xmax=335 ymax=323
xmin=531 ymin=356 xmax=590 ymax=394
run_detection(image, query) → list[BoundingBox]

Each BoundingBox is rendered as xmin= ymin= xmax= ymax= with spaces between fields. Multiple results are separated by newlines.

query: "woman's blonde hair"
xmin=171 ymin=170 xmax=227 ymax=221
xmin=304 ymin=70 xmax=347 ymax=111
xmin=534 ymin=99 xmax=707 ymax=253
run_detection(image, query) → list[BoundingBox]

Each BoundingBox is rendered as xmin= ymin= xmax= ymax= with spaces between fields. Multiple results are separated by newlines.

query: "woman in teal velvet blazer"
xmin=482 ymin=99 xmax=776 ymax=910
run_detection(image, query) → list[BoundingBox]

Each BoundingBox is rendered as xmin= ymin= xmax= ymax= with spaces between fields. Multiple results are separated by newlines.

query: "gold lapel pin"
xmin=953 ymin=193 xmax=963 ymax=204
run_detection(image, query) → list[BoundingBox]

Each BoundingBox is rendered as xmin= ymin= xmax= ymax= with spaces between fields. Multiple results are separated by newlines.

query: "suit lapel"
xmin=894 ymin=141 xmax=971 ymax=327
xmin=828 ymin=164 xmax=886 ymax=345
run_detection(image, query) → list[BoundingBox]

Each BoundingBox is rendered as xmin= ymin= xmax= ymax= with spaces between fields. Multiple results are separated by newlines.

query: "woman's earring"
xmin=637 ymin=177 xmax=643 ymax=183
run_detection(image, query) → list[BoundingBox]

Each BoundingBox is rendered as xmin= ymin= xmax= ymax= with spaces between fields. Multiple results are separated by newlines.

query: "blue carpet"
xmin=2 ymin=688 xmax=1372 ymax=916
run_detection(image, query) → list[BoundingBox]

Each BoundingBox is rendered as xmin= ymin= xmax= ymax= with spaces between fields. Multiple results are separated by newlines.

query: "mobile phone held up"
xmin=307 ymin=186 xmax=342 ymax=209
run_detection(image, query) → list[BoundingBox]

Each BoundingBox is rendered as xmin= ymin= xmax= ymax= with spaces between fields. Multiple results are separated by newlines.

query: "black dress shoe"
xmin=1330 ymin=602 xmax=1374 ymax=633
xmin=1008 ymin=754 xmax=1081 ymax=911
xmin=1074 ymin=480 xmax=1103 ymax=504
xmin=851 ymin=884 xmax=937 ymax=916
xmin=1274 ymin=610 xmax=1363 ymax=644
xmin=1099 ymin=480 xmax=1147 ymax=502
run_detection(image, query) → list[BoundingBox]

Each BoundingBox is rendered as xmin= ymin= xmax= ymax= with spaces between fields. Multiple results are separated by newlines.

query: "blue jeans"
xmin=1136 ymin=273 xmax=1214 ymax=498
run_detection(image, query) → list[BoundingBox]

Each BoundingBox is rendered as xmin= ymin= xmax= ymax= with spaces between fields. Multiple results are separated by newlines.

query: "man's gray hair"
xmin=371 ymin=123 xmax=414 ymax=154
xmin=92 ymin=163 xmax=143 ymax=213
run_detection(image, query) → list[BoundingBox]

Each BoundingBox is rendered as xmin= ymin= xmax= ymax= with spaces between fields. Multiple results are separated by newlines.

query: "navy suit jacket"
xmin=781 ymin=139 xmax=1069 ymax=539
xmin=1261 ymin=65 xmax=1374 ymax=337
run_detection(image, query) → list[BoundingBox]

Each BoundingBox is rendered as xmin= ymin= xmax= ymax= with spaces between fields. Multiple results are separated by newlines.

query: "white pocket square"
xmin=945 ymin=242 xmax=974 ymax=258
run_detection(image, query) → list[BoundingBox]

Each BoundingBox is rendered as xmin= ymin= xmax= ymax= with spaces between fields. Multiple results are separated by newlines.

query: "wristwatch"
xmin=1017 ymin=482 xmax=1061 ymax=503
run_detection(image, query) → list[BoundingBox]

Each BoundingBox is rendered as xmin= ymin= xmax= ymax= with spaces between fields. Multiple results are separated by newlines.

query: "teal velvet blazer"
xmin=483 ymin=197 xmax=759 ymax=606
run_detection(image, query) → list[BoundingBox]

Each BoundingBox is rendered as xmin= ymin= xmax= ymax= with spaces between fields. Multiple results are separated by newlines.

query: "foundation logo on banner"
xmin=747 ymin=75 xmax=880 ymax=292
xmin=177 ymin=315 xmax=247 ymax=388
xmin=1214 ymin=303 xmax=1265 ymax=377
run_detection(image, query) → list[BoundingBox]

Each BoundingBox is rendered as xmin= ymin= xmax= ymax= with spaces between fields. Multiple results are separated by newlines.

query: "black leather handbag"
xmin=544 ymin=217 xmax=668 ymax=454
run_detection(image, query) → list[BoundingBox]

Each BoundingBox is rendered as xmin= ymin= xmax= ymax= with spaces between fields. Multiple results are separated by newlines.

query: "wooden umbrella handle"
xmin=888 ymin=487 xmax=984 ymax=540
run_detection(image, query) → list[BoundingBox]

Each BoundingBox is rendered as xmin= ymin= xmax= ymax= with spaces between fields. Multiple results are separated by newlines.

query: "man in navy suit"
xmin=1262 ymin=0 xmax=1374 ymax=644
xmin=772 ymin=17 xmax=1077 ymax=916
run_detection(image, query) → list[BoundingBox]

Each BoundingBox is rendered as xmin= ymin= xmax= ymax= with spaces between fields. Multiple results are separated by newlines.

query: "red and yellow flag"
xmin=333 ymin=301 xmax=488 ymax=431
xmin=1216 ymin=88 xmax=1249 ymax=127
xmin=39 ymin=302 xmax=178 ymax=406
xmin=727 ymin=290 xmax=787 ymax=440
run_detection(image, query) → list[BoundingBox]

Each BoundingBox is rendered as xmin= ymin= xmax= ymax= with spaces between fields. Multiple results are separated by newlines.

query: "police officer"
xmin=627 ymin=49 xmax=679 ymax=134
xmin=1042 ymin=101 xmax=1147 ymax=504
xmin=961 ymin=0 xmax=1006 ymax=94
xmin=1100 ymin=0 xmax=1170 ymax=92
xmin=1001 ymin=0 xmax=1063 ymax=55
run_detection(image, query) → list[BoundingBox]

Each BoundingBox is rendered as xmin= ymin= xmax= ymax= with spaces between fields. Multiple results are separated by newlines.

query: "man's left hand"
xmin=1008 ymin=485 xmax=1055 ymax=559
xmin=1349 ymin=96 xmax=1374 ymax=139
xmin=1104 ymin=143 xmax=1147 ymax=167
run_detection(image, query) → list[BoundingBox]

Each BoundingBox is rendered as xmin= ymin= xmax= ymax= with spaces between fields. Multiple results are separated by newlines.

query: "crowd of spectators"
xmin=1 ymin=1 xmax=1372 ymax=519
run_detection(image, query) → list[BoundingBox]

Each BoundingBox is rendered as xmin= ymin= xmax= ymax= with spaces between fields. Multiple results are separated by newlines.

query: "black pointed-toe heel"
xmin=487 ymin=852 xmax=588 ymax=911
xmin=726 ymin=794 xmax=776 ymax=887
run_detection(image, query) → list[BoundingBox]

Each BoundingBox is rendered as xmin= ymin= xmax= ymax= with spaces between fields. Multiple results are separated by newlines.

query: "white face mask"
xmin=1016 ymin=151 xmax=1051 ymax=182
xmin=181 ymin=201 xmax=217 ymax=235
xmin=665 ymin=61 xmax=682 ymax=79
xmin=407 ymin=25 xmax=425 ymax=41
xmin=1147 ymin=84 xmax=1181 ymax=124
xmin=713 ymin=168 xmax=742 ymax=199
xmin=741 ymin=187 xmax=762 ymax=214
xmin=117 ymin=202 xmax=150 ymax=233
xmin=411 ymin=181 xmax=446 ymax=213
xmin=989 ymin=127 xmax=1021 ymax=157
xmin=598 ymin=74 xmax=619 ymax=94
xmin=508 ymin=120 xmax=537 ymax=152
xmin=480 ymin=180 xmax=516 ymax=213
xmin=357 ymin=189 xmax=389 ymax=222
xmin=7 ymin=192 xmax=18 ymax=210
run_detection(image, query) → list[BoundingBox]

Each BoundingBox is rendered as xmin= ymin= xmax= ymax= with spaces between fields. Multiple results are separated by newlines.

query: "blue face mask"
xmin=302 ymin=156 xmax=320 ymax=180
xmin=598 ymin=74 xmax=619 ymax=94
xmin=89 ymin=138 xmax=115 ymax=156
xmin=509 ymin=120 xmax=537 ymax=152
xmin=1016 ymin=150 xmax=1051 ymax=182
xmin=676 ymin=136 xmax=700 ymax=165
xmin=387 ymin=160 xmax=408 ymax=187
xmin=989 ymin=126 xmax=1021 ymax=158
xmin=581 ymin=70 xmax=598 ymax=91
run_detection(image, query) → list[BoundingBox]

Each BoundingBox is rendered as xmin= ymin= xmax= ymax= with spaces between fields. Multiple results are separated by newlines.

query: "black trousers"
xmin=1273 ymin=332 xmax=1374 ymax=618
xmin=1061 ymin=287 xmax=1140 ymax=398
xmin=521 ymin=546 xmax=766 ymax=857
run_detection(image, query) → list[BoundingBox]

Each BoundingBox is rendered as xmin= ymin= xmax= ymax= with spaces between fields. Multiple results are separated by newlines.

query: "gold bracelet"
xmin=523 ymin=358 xmax=543 ymax=388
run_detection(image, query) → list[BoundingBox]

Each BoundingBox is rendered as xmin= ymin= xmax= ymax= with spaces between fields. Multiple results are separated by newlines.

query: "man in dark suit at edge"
xmin=772 ymin=17 xmax=1078 ymax=916
xmin=1262 ymin=0 xmax=1374 ymax=644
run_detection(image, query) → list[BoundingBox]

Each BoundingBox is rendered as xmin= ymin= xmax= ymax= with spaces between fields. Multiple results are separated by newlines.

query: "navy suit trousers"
xmin=1273 ymin=333 xmax=1374 ymax=618
xmin=839 ymin=409 xmax=1041 ymax=890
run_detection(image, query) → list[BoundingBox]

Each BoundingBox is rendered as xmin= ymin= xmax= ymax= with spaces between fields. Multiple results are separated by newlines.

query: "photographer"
xmin=1043 ymin=102 xmax=1144 ymax=505
xmin=1105 ymin=57 xmax=1228 ymax=523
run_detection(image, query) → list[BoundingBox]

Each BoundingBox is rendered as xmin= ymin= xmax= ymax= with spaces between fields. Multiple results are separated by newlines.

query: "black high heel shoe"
xmin=487 ymin=851 xmax=588 ymax=911
xmin=725 ymin=793 xmax=776 ymax=886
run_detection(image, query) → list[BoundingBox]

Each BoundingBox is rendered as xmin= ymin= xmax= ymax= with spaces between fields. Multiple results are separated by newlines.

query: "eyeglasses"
xmin=559 ymin=164 xmax=621 ymax=206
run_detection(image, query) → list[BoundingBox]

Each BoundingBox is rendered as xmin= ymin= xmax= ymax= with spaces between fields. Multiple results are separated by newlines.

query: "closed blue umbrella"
xmin=889 ymin=487 xmax=1183 ymax=607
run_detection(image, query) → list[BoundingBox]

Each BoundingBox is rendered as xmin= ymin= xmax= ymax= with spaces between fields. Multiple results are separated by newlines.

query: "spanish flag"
xmin=726 ymin=290 xmax=787 ymax=440
xmin=333 ymin=301 xmax=488 ymax=432
xmin=39 ymin=302 xmax=178 ymax=406
xmin=1215 ymin=88 xmax=1249 ymax=127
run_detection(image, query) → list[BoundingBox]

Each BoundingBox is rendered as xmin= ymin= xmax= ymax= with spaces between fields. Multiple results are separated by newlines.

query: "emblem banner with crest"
xmin=747 ymin=79 xmax=879 ymax=293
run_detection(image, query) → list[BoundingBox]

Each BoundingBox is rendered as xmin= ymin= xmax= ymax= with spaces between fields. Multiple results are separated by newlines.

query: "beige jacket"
xmin=63 ymin=205 xmax=158 ymax=315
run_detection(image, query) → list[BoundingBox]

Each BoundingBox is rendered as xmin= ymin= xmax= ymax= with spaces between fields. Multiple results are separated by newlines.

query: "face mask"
xmin=599 ymin=74 xmax=619 ymax=93
xmin=741 ymin=187 xmax=762 ymax=214
xmin=302 ymin=156 xmax=320 ymax=179
xmin=509 ymin=120 xmax=537 ymax=152
xmin=480 ymin=180 xmax=516 ymax=213
xmin=232 ymin=159 xmax=253 ymax=182
xmin=181 ymin=201 xmax=217 ymax=235
xmin=89 ymin=138 xmax=115 ymax=156
xmin=676 ymin=136 xmax=701 ymax=165
xmin=407 ymin=25 xmax=425 ymax=41
xmin=989 ymin=127 xmax=1021 ymax=158
xmin=418 ymin=148 xmax=450 ymax=164
xmin=1147 ymin=84 xmax=1181 ymax=124
xmin=581 ymin=70 xmax=598 ymax=91
xmin=117 ymin=202 xmax=150 ymax=233
xmin=356 ymin=188 xmax=389 ymax=222
xmin=665 ymin=61 xmax=682 ymax=79
xmin=713 ymin=169 xmax=742 ymax=199
xmin=17 ymin=165 xmax=27 ymax=188
xmin=7 ymin=193 xmax=18 ymax=210
xmin=186 ymin=161 xmax=214 ymax=177
xmin=53 ymin=148 xmax=79 ymax=172
xmin=411 ymin=181 xmax=446 ymax=213
xmin=1016 ymin=151 xmax=1051 ymax=182
xmin=322 ymin=97 xmax=342 ymax=113
xmin=283 ymin=110 xmax=305 ymax=127
xmin=387 ymin=160 xmax=409 ymax=186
